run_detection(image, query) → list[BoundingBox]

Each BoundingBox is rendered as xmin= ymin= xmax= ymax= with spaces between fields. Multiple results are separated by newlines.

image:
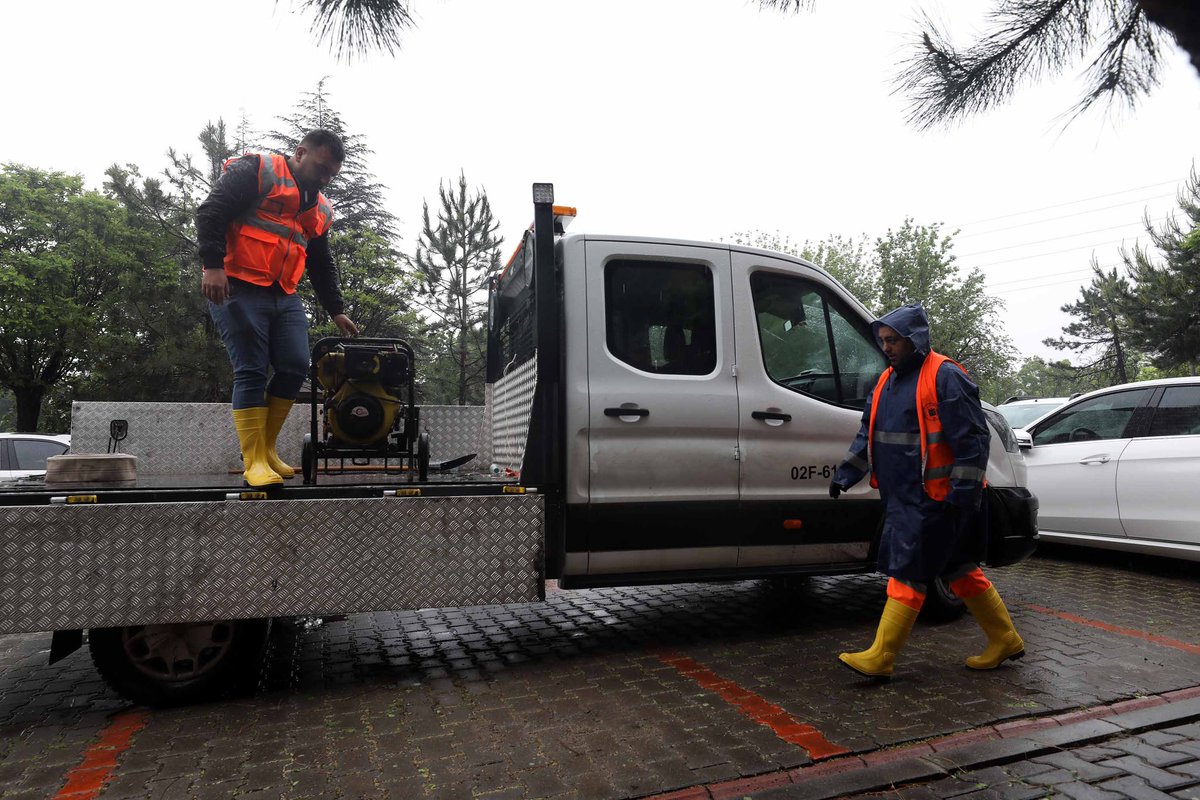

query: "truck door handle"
xmin=604 ymin=407 xmax=649 ymax=418
xmin=751 ymin=410 xmax=792 ymax=423
xmin=1078 ymin=455 xmax=1111 ymax=465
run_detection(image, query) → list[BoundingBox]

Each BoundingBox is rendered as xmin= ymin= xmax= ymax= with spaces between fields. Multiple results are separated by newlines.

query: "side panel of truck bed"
xmin=0 ymin=494 xmax=543 ymax=635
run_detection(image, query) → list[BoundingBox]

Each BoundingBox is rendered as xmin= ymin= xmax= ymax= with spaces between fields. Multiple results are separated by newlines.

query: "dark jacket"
xmin=833 ymin=303 xmax=990 ymax=582
xmin=196 ymin=154 xmax=345 ymax=316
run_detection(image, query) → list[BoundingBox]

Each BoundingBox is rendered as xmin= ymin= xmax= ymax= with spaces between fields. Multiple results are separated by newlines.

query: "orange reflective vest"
xmin=222 ymin=153 xmax=333 ymax=294
xmin=866 ymin=351 xmax=966 ymax=501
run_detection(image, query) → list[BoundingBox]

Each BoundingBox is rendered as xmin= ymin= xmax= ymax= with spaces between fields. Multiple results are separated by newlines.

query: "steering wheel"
xmin=1069 ymin=427 xmax=1099 ymax=441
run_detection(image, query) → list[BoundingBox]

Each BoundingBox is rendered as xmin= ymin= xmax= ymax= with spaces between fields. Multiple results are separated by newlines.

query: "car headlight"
xmin=983 ymin=408 xmax=1020 ymax=453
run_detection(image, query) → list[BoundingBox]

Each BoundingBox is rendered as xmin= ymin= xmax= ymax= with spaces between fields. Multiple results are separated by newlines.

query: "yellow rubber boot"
xmin=838 ymin=599 xmax=920 ymax=679
xmin=264 ymin=395 xmax=296 ymax=479
xmin=232 ymin=407 xmax=283 ymax=488
xmin=963 ymin=585 xmax=1025 ymax=669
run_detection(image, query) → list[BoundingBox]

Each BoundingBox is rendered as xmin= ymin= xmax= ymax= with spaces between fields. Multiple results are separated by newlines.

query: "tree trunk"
xmin=13 ymin=386 xmax=46 ymax=432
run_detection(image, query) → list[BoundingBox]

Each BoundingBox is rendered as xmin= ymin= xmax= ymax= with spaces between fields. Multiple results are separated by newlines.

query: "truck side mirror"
xmin=1014 ymin=429 xmax=1033 ymax=450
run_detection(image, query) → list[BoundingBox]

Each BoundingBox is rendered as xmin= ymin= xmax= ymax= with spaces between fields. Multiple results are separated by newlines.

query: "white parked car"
xmin=0 ymin=433 xmax=71 ymax=481
xmin=996 ymin=396 xmax=1072 ymax=429
xmin=1014 ymin=377 xmax=1200 ymax=561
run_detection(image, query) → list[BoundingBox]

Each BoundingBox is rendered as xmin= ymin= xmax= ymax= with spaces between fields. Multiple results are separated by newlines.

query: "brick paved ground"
xmin=0 ymin=545 xmax=1198 ymax=799
xmin=857 ymin=722 xmax=1200 ymax=800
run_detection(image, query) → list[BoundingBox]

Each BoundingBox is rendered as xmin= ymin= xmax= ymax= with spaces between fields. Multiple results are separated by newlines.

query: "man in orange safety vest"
xmin=198 ymin=129 xmax=359 ymax=488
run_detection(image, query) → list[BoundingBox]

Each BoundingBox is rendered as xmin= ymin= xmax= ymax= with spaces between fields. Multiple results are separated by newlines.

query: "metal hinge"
xmin=731 ymin=363 xmax=738 ymax=378
xmin=733 ymin=446 xmax=741 ymax=461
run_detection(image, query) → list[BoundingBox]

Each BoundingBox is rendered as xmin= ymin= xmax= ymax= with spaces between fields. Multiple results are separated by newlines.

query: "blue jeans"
xmin=209 ymin=280 xmax=310 ymax=409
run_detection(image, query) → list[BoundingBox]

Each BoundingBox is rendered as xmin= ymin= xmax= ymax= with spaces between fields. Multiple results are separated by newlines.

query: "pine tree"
xmin=268 ymin=78 xmax=395 ymax=237
xmin=1043 ymin=262 xmax=1139 ymax=385
xmin=408 ymin=173 xmax=502 ymax=405
xmin=267 ymin=80 xmax=411 ymax=340
xmin=1123 ymin=168 xmax=1200 ymax=373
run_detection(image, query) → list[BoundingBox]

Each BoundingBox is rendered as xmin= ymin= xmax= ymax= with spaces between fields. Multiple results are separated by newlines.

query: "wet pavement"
xmin=1 ymin=544 xmax=1198 ymax=799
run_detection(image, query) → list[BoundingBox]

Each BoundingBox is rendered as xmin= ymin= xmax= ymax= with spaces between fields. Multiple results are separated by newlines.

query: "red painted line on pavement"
xmin=658 ymin=651 xmax=848 ymax=760
xmin=1026 ymin=604 xmax=1200 ymax=655
xmin=54 ymin=709 xmax=149 ymax=800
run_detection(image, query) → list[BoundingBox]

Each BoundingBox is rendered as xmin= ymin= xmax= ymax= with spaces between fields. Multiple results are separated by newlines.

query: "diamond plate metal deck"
xmin=0 ymin=493 xmax=543 ymax=634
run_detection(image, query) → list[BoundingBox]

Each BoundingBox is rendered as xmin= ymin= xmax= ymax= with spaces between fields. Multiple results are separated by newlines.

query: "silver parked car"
xmin=996 ymin=396 xmax=1071 ymax=429
xmin=1015 ymin=377 xmax=1200 ymax=561
xmin=0 ymin=433 xmax=71 ymax=481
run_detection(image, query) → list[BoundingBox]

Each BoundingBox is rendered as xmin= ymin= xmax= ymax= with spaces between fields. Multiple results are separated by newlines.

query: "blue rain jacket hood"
xmin=872 ymin=303 xmax=931 ymax=356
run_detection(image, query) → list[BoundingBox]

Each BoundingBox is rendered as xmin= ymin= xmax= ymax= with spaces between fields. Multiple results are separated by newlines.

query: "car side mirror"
xmin=1013 ymin=429 xmax=1033 ymax=450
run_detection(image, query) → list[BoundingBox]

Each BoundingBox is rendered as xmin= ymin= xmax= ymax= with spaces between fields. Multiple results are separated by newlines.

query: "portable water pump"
xmin=302 ymin=337 xmax=429 ymax=484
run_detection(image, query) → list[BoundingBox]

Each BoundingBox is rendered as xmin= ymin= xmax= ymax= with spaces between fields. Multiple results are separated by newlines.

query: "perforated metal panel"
xmin=0 ymin=493 xmax=543 ymax=634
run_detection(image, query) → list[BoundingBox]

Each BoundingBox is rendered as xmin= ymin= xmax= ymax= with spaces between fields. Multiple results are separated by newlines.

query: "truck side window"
xmin=605 ymin=260 xmax=717 ymax=376
xmin=749 ymin=272 xmax=884 ymax=409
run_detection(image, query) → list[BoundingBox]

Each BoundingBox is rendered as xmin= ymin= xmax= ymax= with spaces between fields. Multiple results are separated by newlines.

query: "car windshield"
xmin=998 ymin=403 xmax=1062 ymax=429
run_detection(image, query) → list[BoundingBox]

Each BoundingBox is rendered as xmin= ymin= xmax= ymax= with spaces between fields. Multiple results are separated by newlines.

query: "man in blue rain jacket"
xmin=829 ymin=303 xmax=1025 ymax=679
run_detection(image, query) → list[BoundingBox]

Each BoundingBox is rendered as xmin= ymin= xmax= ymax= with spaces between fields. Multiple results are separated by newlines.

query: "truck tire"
xmin=89 ymin=618 xmax=271 ymax=707
xmin=920 ymin=577 xmax=965 ymax=623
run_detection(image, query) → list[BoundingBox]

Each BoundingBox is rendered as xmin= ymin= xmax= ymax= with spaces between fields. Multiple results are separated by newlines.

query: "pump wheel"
xmin=89 ymin=618 xmax=270 ymax=707
xmin=417 ymin=431 xmax=431 ymax=482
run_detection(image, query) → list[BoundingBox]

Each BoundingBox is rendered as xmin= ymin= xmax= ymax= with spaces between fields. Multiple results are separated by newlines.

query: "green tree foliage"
xmin=1122 ymin=168 xmax=1200 ymax=373
xmin=990 ymin=355 xmax=1091 ymax=402
xmin=1043 ymin=262 xmax=1140 ymax=385
xmin=98 ymin=120 xmax=238 ymax=404
xmin=408 ymin=173 xmax=502 ymax=405
xmin=0 ymin=166 xmax=150 ymax=431
xmin=872 ymin=220 xmax=1015 ymax=393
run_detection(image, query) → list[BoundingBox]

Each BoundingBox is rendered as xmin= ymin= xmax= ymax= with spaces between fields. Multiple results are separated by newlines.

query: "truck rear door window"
xmin=604 ymin=260 xmax=716 ymax=375
xmin=749 ymin=272 xmax=883 ymax=409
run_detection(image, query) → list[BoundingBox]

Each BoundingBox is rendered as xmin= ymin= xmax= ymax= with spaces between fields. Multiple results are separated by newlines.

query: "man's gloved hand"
xmin=829 ymin=480 xmax=843 ymax=500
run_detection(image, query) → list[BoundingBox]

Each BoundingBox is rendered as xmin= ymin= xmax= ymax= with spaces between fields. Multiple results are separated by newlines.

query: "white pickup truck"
xmin=0 ymin=184 xmax=1037 ymax=705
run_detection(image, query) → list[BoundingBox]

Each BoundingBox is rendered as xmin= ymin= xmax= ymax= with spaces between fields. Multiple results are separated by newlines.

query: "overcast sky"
xmin=5 ymin=0 xmax=1199 ymax=363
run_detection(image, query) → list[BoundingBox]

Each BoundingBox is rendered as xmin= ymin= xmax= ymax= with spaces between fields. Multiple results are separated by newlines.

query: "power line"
xmin=964 ymin=237 xmax=1155 ymax=269
xmin=986 ymin=266 xmax=1093 ymax=288
xmin=987 ymin=261 xmax=1128 ymax=294
xmin=954 ymin=193 xmax=1175 ymax=239
xmin=988 ymin=277 xmax=1108 ymax=298
xmin=956 ymin=217 xmax=1165 ymax=259
xmin=951 ymin=179 xmax=1181 ymax=228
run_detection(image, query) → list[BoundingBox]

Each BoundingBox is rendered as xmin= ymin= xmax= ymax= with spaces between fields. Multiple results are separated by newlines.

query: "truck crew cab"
xmin=495 ymin=184 xmax=1037 ymax=602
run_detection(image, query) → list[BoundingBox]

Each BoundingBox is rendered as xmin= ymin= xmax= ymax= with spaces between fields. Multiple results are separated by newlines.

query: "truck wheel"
xmin=89 ymin=618 xmax=271 ymax=707
xmin=920 ymin=577 xmax=966 ymax=623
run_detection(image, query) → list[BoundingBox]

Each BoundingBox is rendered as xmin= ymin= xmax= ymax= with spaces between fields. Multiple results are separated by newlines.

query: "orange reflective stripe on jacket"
xmin=222 ymin=153 xmax=333 ymax=294
xmin=866 ymin=351 xmax=965 ymax=501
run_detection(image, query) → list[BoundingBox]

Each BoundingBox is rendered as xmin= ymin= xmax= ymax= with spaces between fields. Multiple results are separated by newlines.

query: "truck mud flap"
xmin=0 ymin=494 xmax=543 ymax=635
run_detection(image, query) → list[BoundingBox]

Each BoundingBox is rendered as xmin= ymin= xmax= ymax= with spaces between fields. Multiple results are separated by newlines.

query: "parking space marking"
xmin=53 ymin=709 xmax=148 ymax=800
xmin=659 ymin=651 xmax=848 ymax=760
xmin=1027 ymin=604 xmax=1200 ymax=655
